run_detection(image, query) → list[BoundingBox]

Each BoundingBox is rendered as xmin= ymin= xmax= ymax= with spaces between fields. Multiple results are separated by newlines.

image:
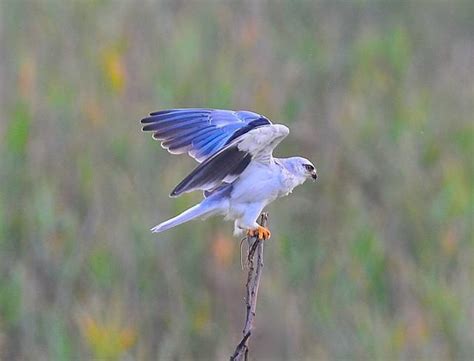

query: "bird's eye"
xmin=303 ymin=164 xmax=314 ymax=171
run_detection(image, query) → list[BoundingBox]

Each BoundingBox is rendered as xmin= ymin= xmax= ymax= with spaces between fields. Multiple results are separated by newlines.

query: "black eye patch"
xmin=303 ymin=164 xmax=314 ymax=171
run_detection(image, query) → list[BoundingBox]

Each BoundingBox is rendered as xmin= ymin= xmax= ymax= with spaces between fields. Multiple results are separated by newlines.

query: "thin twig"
xmin=230 ymin=213 xmax=268 ymax=361
xmin=239 ymin=236 xmax=246 ymax=270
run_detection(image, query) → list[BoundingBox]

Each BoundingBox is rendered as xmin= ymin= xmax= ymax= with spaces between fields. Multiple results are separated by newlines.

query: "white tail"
xmin=150 ymin=202 xmax=219 ymax=233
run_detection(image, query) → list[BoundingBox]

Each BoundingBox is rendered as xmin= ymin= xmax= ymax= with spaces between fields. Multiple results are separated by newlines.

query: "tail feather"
xmin=150 ymin=201 xmax=220 ymax=233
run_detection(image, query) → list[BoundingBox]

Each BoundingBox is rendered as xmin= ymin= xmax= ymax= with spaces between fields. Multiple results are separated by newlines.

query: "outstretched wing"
xmin=141 ymin=108 xmax=271 ymax=162
xmin=170 ymin=124 xmax=289 ymax=196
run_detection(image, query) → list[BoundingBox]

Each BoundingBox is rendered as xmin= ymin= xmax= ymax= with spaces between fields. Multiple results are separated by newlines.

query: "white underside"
xmin=219 ymin=159 xmax=306 ymax=234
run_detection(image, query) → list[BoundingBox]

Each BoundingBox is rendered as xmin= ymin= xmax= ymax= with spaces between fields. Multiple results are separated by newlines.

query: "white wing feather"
xmin=238 ymin=124 xmax=289 ymax=163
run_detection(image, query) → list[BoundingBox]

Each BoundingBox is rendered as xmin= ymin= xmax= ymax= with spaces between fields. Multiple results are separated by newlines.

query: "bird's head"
xmin=285 ymin=157 xmax=318 ymax=181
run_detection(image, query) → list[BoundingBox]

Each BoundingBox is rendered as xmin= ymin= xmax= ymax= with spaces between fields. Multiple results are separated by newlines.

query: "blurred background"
xmin=0 ymin=0 xmax=473 ymax=360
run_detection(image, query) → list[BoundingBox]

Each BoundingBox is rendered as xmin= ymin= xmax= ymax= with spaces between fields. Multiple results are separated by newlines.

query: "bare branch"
xmin=230 ymin=213 xmax=268 ymax=361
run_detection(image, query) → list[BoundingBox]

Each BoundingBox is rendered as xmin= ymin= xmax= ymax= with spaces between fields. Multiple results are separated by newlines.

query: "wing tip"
xmin=142 ymin=124 xmax=156 ymax=132
xmin=169 ymin=189 xmax=180 ymax=197
xmin=141 ymin=116 xmax=156 ymax=124
xmin=276 ymin=124 xmax=290 ymax=136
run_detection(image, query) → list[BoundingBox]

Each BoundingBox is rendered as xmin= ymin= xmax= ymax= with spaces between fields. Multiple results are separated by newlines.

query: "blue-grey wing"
xmin=141 ymin=108 xmax=271 ymax=162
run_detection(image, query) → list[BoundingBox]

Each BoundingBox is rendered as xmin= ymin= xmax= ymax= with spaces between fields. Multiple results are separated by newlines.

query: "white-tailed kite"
xmin=141 ymin=109 xmax=317 ymax=240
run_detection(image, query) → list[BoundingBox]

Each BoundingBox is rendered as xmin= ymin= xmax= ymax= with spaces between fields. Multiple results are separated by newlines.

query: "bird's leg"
xmin=246 ymin=225 xmax=271 ymax=240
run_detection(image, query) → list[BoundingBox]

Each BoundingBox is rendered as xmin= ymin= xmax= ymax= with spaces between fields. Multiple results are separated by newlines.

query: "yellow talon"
xmin=247 ymin=225 xmax=271 ymax=240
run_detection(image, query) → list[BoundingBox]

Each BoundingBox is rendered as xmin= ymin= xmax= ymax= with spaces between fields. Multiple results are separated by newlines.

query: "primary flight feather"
xmin=141 ymin=108 xmax=317 ymax=239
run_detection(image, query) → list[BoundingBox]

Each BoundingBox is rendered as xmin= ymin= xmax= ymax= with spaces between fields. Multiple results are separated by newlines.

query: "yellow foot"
xmin=247 ymin=225 xmax=271 ymax=240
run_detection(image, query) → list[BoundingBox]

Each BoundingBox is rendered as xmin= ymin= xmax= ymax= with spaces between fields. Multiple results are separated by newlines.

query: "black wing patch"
xmin=170 ymin=144 xmax=252 ymax=197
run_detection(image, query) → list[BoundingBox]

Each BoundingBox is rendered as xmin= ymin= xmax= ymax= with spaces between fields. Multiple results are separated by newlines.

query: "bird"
xmin=141 ymin=108 xmax=317 ymax=240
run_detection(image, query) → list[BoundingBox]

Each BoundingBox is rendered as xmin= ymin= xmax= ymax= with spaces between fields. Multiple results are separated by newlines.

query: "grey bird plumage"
xmin=141 ymin=108 xmax=317 ymax=237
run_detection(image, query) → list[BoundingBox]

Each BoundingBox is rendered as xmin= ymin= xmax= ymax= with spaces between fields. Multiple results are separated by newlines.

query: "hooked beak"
xmin=311 ymin=170 xmax=318 ymax=181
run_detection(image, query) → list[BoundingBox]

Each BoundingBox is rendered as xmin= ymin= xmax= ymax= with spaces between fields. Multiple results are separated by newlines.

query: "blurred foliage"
xmin=0 ymin=0 xmax=473 ymax=360
xmin=79 ymin=313 xmax=136 ymax=360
